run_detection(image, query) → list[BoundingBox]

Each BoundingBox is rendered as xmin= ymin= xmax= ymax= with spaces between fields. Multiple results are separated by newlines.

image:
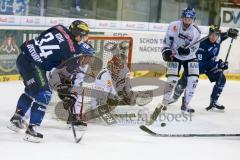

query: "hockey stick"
xmin=68 ymin=109 xmax=85 ymax=143
xmin=140 ymin=125 xmax=240 ymax=137
xmin=224 ymin=38 xmax=234 ymax=62
xmin=71 ymin=122 xmax=85 ymax=143
xmin=216 ymin=37 xmax=235 ymax=90
xmin=184 ymin=35 xmax=208 ymax=49
xmin=145 ymin=102 xmax=165 ymax=125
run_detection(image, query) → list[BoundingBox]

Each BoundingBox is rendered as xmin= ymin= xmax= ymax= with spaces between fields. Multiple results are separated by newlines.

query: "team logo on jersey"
xmin=167 ymin=62 xmax=178 ymax=68
xmin=189 ymin=62 xmax=199 ymax=68
xmin=0 ymin=35 xmax=20 ymax=73
xmin=173 ymin=26 xmax=177 ymax=32
xmin=107 ymin=80 xmax=113 ymax=87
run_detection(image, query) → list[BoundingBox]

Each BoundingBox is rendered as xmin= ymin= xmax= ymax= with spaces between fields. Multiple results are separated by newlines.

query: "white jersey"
xmin=163 ymin=20 xmax=201 ymax=60
xmin=91 ymin=64 xmax=131 ymax=109
xmin=48 ymin=57 xmax=89 ymax=115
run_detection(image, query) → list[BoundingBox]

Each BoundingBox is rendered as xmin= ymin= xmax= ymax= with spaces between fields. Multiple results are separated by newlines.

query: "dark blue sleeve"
xmin=220 ymin=32 xmax=228 ymax=43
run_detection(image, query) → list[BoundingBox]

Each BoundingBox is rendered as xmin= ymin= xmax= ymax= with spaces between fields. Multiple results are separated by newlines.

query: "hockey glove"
xmin=56 ymin=75 xmax=74 ymax=99
xmin=162 ymin=47 xmax=174 ymax=62
xmin=57 ymin=88 xmax=69 ymax=100
xmin=227 ymin=28 xmax=239 ymax=39
xmin=177 ymin=46 xmax=190 ymax=56
xmin=63 ymin=94 xmax=77 ymax=111
xmin=106 ymin=96 xmax=119 ymax=106
xmin=61 ymin=76 xmax=73 ymax=87
xmin=217 ymin=59 xmax=228 ymax=70
xmin=122 ymin=87 xmax=136 ymax=105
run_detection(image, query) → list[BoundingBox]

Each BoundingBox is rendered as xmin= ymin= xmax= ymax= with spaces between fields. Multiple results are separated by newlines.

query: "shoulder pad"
xmin=169 ymin=21 xmax=180 ymax=32
xmin=97 ymin=70 xmax=107 ymax=80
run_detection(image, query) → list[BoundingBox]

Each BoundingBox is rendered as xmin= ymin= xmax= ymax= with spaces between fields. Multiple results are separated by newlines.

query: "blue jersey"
xmin=196 ymin=32 xmax=228 ymax=73
xmin=20 ymin=25 xmax=83 ymax=71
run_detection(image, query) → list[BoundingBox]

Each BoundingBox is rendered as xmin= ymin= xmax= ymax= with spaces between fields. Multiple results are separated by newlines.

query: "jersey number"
xmin=198 ymin=54 xmax=202 ymax=61
xmin=35 ymin=33 xmax=60 ymax=58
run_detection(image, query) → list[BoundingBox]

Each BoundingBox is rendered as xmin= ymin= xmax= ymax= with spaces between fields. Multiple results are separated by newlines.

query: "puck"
xmin=161 ymin=123 xmax=166 ymax=127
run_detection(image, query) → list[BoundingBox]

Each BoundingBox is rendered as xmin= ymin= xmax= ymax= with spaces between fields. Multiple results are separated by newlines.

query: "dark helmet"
xmin=209 ymin=25 xmax=221 ymax=35
xmin=181 ymin=7 xmax=196 ymax=19
xmin=69 ymin=20 xmax=89 ymax=37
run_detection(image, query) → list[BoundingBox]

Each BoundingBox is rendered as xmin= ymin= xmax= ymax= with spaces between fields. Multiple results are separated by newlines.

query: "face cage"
xmin=109 ymin=63 xmax=124 ymax=75
xmin=182 ymin=17 xmax=195 ymax=23
xmin=80 ymin=55 xmax=93 ymax=66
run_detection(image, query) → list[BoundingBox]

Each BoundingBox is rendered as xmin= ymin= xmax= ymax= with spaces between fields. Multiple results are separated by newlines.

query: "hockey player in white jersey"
xmin=72 ymin=41 xmax=152 ymax=123
xmin=90 ymin=53 xmax=135 ymax=112
xmin=49 ymin=44 xmax=95 ymax=127
xmin=161 ymin=8 xmax=201 ymax=113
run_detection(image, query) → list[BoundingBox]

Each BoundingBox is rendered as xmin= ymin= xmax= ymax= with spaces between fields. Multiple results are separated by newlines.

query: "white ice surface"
xmin=0 ymin=80 xmax=240 ymax=160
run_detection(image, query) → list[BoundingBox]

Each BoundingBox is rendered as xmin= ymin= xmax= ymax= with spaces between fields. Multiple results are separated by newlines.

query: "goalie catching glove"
xmin=106 ymin=96 xmax=119 ymax=106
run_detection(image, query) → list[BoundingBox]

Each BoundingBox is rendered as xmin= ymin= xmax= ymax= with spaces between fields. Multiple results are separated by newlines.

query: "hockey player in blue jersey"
xmin=7 ymin=20 xmax=95 ymax=142
xmin=168 ymin=25 xmax=239 ymax=111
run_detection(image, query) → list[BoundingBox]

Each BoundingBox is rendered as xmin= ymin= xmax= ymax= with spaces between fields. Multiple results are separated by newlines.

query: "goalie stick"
xmin=140 ymin=125 xmax=240 ymax=137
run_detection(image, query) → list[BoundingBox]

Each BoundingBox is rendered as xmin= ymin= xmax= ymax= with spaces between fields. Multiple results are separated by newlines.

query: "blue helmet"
xmin=181 ymin=8 xmax=196 ymax=19
xmin=79 ymin=42 xmax=95 ymax=57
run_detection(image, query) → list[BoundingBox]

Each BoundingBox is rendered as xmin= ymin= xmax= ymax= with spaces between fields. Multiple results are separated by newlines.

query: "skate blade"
xmin=7 ymin=123 xmax=21 ymax=132
xmin=207 ymin=108 xmax=225 ymax=113
xmin=24 ymin=134 xmax=42 ymax=143
xmin=181 ymin=110 xmax=195 ymax=116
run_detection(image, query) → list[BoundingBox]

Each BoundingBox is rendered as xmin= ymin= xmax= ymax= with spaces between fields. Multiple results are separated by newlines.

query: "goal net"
xmin=49 ymin=36 xmax=133 ymax=121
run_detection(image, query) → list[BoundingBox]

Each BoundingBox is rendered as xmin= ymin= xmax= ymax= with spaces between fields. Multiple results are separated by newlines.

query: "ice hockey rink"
xmin=0 ymin=79 xmax=240 ymax=160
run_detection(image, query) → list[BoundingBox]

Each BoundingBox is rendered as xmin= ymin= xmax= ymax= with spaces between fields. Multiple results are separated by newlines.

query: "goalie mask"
xmin=107 ymin=56 xmax=124 ymax=78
